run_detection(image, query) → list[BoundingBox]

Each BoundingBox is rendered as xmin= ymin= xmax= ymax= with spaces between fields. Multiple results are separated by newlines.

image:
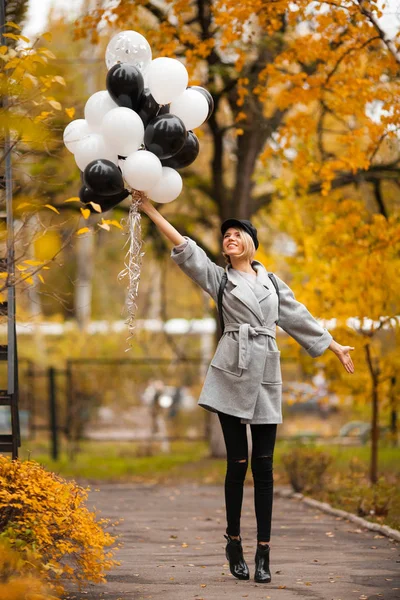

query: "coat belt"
xmin=223 ymin=323 xmax=276 ymax=370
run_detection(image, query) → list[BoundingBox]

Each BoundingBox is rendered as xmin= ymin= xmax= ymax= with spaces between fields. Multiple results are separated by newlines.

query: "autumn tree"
xmin=270 ymin=188 xmax=400 ymax=483
xmin=76 ymin=0 xmax=400 ymax=225
xmin=0 ymin=12 xmax=76 ymax=308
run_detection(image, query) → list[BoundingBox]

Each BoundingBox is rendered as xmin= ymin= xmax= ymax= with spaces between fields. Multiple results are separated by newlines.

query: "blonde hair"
xmin=222 ymin=228 xmax=256 ymax=265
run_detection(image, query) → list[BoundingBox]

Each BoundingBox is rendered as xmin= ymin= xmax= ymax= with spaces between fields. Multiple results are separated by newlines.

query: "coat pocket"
xmin=262 ymin=350 xmax=282 ymax=384
xmin=211 ymin=336 xmax=243 ymax=377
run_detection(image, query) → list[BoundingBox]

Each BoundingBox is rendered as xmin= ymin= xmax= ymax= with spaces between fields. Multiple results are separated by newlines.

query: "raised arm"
xmin=139 ymin=196 xmax=225 ymax=301
xmin=140 ymin=196 xmax=185 ymax=246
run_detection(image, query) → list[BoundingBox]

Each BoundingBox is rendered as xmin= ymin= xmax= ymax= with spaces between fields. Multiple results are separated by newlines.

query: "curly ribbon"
xmin=118 ymin=190 xmax=145 ymax=347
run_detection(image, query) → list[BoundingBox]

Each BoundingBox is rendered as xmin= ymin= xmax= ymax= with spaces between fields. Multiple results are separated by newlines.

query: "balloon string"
xmin=118 ymin=190 xmax=145 ymax=348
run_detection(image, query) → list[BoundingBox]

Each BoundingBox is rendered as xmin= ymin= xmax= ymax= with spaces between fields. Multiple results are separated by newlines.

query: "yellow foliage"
xmin=77 ymin=227 xmax=90 ymax=235
xmin=44 ymin=205 xmax=60 ymax=214
xmin=0 ymin=457 xmax=119 ymax=592
xmin=268 ymin=186 xmax=400 ymax=405
xmin=73 ymin=0 xmax=399 ymax=193
xmin=34 ymin=231 xmax=62 ymax=261
xmin=0 ymin=541 xmax=58 ymax=600
xmin=65 ymin=107 xmax=75 ymax=119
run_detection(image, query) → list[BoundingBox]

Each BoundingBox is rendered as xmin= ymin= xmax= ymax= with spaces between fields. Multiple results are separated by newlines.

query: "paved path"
xmin=66 ymin=484 xmax=400 ymax=600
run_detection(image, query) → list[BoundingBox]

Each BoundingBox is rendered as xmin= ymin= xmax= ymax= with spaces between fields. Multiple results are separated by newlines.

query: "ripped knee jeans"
xmin=218 ymin=412 xmax=277 ymax=542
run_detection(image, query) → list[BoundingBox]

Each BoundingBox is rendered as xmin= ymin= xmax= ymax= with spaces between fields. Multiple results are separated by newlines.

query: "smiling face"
xmin=222 ymin=227 xmax=245 ymax=257
xmin=222 ymin=227 xmax=256 ymax=265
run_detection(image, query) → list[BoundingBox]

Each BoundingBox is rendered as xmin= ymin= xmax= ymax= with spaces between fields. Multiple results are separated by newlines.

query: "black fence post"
xmin=48 ymin=367 xmax=59 ymax=460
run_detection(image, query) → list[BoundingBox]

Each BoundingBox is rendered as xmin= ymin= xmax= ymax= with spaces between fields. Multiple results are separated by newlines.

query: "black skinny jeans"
xmin=218 ymin=412 xmax=277 ymax=543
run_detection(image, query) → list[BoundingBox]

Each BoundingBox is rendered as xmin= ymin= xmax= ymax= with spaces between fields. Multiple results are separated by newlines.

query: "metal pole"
xmin=1 ymin=1 xmax=15 ymax=399
xmin=48 ymin=367 xmax=59 ymax=460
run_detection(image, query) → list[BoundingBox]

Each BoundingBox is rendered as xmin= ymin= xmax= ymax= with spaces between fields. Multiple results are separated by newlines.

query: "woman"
xmin=140 ymin=197 xmax=355 ymax=584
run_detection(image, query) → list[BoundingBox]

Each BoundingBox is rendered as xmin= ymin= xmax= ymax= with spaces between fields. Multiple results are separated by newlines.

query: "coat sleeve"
xmin=170 ymin=236 xmax=225 ymax=302
xmin=275 ymin=275 xmax=333 ymax=358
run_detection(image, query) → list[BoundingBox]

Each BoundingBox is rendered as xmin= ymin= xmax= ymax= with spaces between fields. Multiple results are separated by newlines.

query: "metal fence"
xmin=13 ymin=357 xmax=209 ymax=457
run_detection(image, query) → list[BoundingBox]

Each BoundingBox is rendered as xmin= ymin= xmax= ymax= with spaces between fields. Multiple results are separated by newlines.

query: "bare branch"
xmin=324 ymin=35 xmax=381 ymax=85
xmin=357 ymin=0 xmax=400 ymax=66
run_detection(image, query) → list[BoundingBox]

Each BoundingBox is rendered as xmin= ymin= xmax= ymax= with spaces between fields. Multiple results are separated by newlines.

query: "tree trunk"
xmin=365 ymin=342 xmax=379 ymax=484
xmin=389 ymin=375 xmax=398 ymax=447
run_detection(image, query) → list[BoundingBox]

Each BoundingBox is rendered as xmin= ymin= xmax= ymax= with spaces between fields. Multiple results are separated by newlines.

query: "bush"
xmin=0 ymin=540 xmax=58 ymax=600
xmin=281 ymin=445 xmax=333 ymax=493
xmin=0 ymin=457 xmax=119 ymax=592
xmin=325 ymin=458 xmax=397 ymax=521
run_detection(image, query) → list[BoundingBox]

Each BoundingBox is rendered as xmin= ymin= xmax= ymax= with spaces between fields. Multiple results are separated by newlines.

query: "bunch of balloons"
xmin=63 ymin=30 xmax=214 ymax=212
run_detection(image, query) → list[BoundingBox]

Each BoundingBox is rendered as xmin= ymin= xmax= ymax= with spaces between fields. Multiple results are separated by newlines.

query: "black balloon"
xmin=144 ymin=114 xmax=187 ymax=160
xmin=161 ymin=131 xmax=199 ymax=169
xmin=83 ymin=159 xmax=125 ymax=196
xmin=190 ymin=85 xmax=214 ymax=121
xmin=158 ymin=104 xmax=170 ymax=116
xmin=106 ymin=63 xmax=144 ymax=111
xmin=137 ymin=88 xmax=161 ymax=127
xmin=79 ymin=186 xmax=129 ymax=212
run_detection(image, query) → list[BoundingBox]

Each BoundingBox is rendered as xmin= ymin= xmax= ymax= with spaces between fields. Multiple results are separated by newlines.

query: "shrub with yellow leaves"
xmin=0 ymin=457 xmax=119 ymax=592
xmin=0 ymin=540 xmax=59 ymax=600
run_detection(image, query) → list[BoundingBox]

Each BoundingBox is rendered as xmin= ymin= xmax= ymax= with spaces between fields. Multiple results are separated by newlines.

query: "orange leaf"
xmin=80 ymin=208 xmax=91 ymax=219
xmin=5 ymin=21 xmax=22 ymax=30
xmin=77 ymin=227 xmax=90 ymax=235
xmin=44 ymin=204 xmax=60 ymax=214
xmin=65 ymin=107 xmax=75 ymax=119
xmin=64 ymin=197 xmax=80 ymax=203
xmin=23 ymin=260 xmax=43 ymax=266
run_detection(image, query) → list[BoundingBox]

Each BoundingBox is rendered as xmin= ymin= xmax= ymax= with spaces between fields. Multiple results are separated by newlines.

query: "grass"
xmin=19 ymin=437 xmax=400 ymax=530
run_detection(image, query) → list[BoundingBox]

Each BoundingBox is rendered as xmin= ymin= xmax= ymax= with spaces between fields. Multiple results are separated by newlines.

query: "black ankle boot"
xmin=224 ymin=534 xmax=250 ymax=580
xmin=254 ymin=543 xmax=271 ymax=583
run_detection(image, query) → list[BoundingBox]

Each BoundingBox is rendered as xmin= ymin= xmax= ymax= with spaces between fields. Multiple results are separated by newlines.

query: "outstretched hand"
xmin=336 ymin=345 xmax=355 ymax=374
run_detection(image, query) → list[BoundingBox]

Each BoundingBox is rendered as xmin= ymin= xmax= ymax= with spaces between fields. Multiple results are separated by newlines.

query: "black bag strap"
xmin=267 ymin=273 xmax=280 ymax=321
xmin=218 ymin=272 xmax=228 ymax=334
xmin=217 ymin=271 xmax=280 ymax=335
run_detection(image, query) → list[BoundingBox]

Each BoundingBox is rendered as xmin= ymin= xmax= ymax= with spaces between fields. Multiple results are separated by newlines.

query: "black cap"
xmin=221 ymin=219 xmax=259 ymax=250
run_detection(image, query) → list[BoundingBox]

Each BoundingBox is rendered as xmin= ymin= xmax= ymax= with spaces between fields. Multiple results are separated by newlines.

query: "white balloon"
xmin=74 ymin=133 xmax=118 ymax=172
xmin=84 ymin=91 xmax=118 ymax=131
xmin=142 ymin=66 xmax=150 ymax=88
xmin=148 ymin=58 xmax=189 ymax=105
xmin=105 ymin=30 xmax=152 ymax=72
xmin=170 ymin=89 xmax=209 ymax=130
xmin=63 ymin=119 xmax=91 ymax=153
xmin=146 ymin=167 xmax=183 ymax=203
xmin=102 ymin=107 xmax=145 ymax=157
xmin=122 ymin=150 xmax=162 ymax=191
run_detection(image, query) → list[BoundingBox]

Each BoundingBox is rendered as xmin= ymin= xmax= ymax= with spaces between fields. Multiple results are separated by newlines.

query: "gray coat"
xmin=171 ymin=237 xmax=333 ymax=424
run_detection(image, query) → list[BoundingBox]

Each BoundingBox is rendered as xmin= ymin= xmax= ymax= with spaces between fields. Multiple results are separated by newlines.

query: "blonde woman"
xmin=140 ymin=197 xmax=355 ymax=583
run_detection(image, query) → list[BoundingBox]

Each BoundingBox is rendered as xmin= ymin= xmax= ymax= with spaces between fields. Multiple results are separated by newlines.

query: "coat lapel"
xmin=226 ymin=264 xmax=267 ymax=325
xmin=252 ymin=262 xmax=273 ymax=303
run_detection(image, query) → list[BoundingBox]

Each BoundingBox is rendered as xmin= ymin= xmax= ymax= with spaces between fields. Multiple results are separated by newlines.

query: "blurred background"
xmin=0 ymin=0 xmax=399 ymax=530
